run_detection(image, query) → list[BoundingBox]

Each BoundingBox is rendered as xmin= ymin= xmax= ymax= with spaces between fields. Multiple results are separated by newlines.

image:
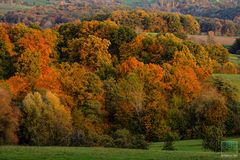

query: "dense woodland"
xmin=0 ymin=11 xmax=240 ymax=150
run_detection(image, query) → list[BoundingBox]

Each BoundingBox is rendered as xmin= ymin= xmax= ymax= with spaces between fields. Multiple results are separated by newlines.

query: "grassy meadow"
xmin=0 ymin=139 xmax=227 ymax=160
xmin=0 ymin=0 xmax=54 ymax=13
xmin=213 ymin=74 xmax=240 ymax=90
xmin=0 ymin=4 xmax=32 ymax=13
xmin=229 ymin=54 xmax=240 ymax=66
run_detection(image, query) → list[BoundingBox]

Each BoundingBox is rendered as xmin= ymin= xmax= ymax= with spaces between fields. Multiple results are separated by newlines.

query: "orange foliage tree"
xmin=0 ymin=87 xmax=20 ymax=144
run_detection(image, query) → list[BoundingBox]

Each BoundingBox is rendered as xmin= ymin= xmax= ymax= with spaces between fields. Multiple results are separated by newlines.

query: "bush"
xmin=70 ymin=130 xmax=95 ymax=146
xmin=99 ymin=135 xmax=114 ymax=147
xmin=202 ymin=126 xmax=223 ymax=152
xmin=113 ymin=129 xmax=132 ymax=148
xmin=162 ymin=131 xmax=179 ymax=150
xmin=131 ymin=134 xmax=149 ymax=149
xmin=111 ymin=129 xmax=149 ymax=149
xmin=222 ymin=62 xmax=238 ymax=74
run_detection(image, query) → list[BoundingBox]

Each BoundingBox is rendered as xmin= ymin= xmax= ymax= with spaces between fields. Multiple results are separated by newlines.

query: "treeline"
xmin=180 ymin=5 xmax=240 ymax=22
xmin=197 ymin=17 xmax=240 ymax=36
xmin=1 ymin=8 xmax=240 ymax=36
xmin=105 ymin=10 xmax=240 ymax=36
xmin=108 ymin=10 xmax=200 ymax=36
xmin=0 ymin=20 xmax=239 ymax=150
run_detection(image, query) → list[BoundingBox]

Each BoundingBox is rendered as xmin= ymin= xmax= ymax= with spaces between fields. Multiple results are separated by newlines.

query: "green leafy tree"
xmin=109 ymin=27 xmax=137 ymax=58
xmin=202 ymin=126 xmax=223 ymax=152
xmin=0 ymin=40 xmax=15 ymax=79
xmin=210 ymin=77 xmax=240 ymax=135
xmin=20 ymin=90 xmax=72 ymax=146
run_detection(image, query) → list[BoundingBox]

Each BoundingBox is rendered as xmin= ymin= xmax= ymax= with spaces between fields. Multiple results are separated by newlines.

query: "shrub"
xmin=162 ymin=131 xmax=179 ymax=150
xmin=99 ymin=135 xmax=114 ymax=147
xmin=222 ymin=62 xmax=238 ymax=74
xmin=131 ymin=134 xmax=149 ymax=149
xmin=113 ymin=129 xmax=132 ymax=148
xmin=111 ymin=129 xmax=149 ymax=149
xmin=70 ymin=130 xmax=95 ymax=146
xmin=202 ymin=126 xmax=223 ymax=152
xmin=70 ymin=109 xmax=105 ymax=147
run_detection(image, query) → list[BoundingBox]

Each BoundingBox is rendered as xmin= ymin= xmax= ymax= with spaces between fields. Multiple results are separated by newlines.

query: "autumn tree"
xmin=7 ymin=23 xmax=29 ymax=45
xmin=0 ymin=87 xmax=20 ymax=144
xmin=147 ymin=15 xmax=168 ymax=33
xmin=109 ymin=26 xmax=137 ymax=58
xmin=119 ymin=33 xmax=164 ymax=64
xmin=57 ymin=21 xmax=81 ymax=61
xmin=157 ymin=33 xmax=187 ymax=63
xmin=108 ymin=58 xmax=169 ymax=141
xmin=180 ymin=15 xmax=200 ymax=34
xmin=184 ymin=41 xmax=213 ymax=74
xmin=6 ymin=75 xmax=28 ymax=98
xmin=205 ymin=44 xmax=229 ymax=65
xmin=190 ymin=85 xmax=228 ymax=151
xmin=57 ymin=20 xmax=118 ymax=62
xmin=58 ymin=63 xmax=106 ymax=145
xmin=191 ymin=85 xmax=228 ymax=132
xmin=116 ymin=73 xmax=145 ymax=134
xmin=0 ymin=39 xmax=15 ymax=79
xmin=164 ymin=51 xmax=202 ymax=103
xmin=0 ymin=24 xmax=15 ymax=79
xmin=35 ymin=67 xmax=63 ymax=95
xmin=59 ymin=63 xmax=104 ymax=111
xmin=79 ymin=35 xmax=112 ymax=69
xmin=15 ymin=28 xmax=57 ymax=83
xmin=161 ymin=49 xmax=215 ymax=139
xmin=210 ymin=77 xmax=240 ymax=135
xmin=78 ymin=20 xmax=118 ymax=40
xmin=222 ymin=62 xmax=238 ymax=74
xmin=162 ymin=13 xmax=184 ymax=36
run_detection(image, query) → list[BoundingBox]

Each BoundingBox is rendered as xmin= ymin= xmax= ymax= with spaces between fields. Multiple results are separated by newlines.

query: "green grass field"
xmin=229 ymin=54 xmax=240 ymax=66
xmin=213 ymin=74 xmax=240 ymax=90
xmin=22 ymin=0 xmax=54 ymax=6
xmin=0 ymin=4 xmax=32 ymax=13
xmin=1 ymin=138 xmax=240 ymax=160
xmin=0 ymin=0 xmax=54 ymax=13
xmin=122 ymin=0 xmax=158 ymax=7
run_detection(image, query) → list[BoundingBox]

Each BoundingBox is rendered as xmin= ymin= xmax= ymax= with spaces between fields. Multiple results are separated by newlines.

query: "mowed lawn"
xmin=2 ymin=138 xmax=240 ymax=160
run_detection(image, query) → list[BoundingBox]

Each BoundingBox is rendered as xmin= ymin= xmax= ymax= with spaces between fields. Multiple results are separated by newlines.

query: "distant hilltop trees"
xmin=158 ymin=0 xmax=210 ymax=7
xmin=0 ymin=0 xmax=23 ymax=4
xmin=157 ymin=0 xmax=239 ymax=7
